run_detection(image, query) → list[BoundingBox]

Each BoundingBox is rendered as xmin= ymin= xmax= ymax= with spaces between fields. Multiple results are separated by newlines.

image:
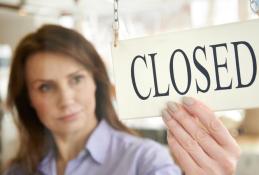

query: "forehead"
xmin=25 ymin=52 xmax=88 ymax=80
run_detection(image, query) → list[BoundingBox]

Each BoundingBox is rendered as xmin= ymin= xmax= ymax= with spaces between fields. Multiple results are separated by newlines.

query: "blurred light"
xmin=58 ymin=15 xmax=74 ymax=28
xmin=190 ymin=0 xmax=209 ymax=27
xmin=0 ymin=44 xmax=12 ymax=59
xmin=0 ymin=44 xmax=12 ymax=100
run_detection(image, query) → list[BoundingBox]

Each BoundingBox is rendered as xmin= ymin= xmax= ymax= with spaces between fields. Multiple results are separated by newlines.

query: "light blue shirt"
xmin=38 ymin=119 xmax=181 ymax=175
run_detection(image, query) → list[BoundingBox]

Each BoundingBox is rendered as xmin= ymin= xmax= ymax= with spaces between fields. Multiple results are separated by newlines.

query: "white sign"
xmin=112 ymin=19 xmax=259 ymax=119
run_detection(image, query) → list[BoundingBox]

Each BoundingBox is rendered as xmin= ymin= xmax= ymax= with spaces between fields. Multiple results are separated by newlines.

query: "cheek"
xmin=77 ymin=82 xmax=97 ymax=109
xmin=30 ymin=94 xmax=55 ymax=121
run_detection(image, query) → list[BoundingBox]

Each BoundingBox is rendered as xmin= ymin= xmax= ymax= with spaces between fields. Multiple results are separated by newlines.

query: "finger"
xmin=181 ymin=97 xmax=239 ymax=153
xmin=162 ymin=110 xmax=213 ymax=169
xmin=167 ymin=130 xmax=203 ymax=175
xmin=166 ymin=102 xmax=229 ymax=162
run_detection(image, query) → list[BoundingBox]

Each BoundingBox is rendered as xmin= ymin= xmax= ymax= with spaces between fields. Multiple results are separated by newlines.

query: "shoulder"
xmin=111 ymin=128 xmax=167 ymax=155
xmin=110 ymin=129 xmax=181 ymax=175
xmin=111 ymin=127 xmax=166 ymax=156
xmin=2 ymin=164 xmax=27 ymax=175
xmin=2 ymin=163 xmax=43 ymax=175
xmin=110 ymin=127 xmax=159 ymax=152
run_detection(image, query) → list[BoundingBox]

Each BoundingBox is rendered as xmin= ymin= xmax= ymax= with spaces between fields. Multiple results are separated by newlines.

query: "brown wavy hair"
xmin=5 ymin=24 xmax=136 ymax=174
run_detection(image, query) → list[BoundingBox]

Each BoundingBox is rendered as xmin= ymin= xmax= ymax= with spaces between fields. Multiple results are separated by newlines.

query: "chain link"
xmin=113 ymin=0 xmax=119 ymax=47
xmin=250 ymin=0 xmax=259 ymax=15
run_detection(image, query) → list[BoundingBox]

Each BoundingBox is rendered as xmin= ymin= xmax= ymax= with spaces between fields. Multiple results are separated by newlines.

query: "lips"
xmin=59 ymin=110 xmax=81 ymax=122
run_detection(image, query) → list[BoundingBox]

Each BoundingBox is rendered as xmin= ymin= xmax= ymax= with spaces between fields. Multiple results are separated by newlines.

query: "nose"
xmin=58 ymin=83 xmax=75 ymax=109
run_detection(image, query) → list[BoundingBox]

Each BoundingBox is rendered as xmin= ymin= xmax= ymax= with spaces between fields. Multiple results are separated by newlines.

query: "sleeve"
xmin=136 ymin=139 xmax=182 ymax=175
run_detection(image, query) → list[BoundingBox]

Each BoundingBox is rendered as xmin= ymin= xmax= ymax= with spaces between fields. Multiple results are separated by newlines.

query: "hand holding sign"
xmin=162 ymin=97 xmax=240 ymax=175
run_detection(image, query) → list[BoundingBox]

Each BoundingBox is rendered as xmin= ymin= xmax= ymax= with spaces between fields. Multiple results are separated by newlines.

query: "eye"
xmin=38 ymin=83 xmax=53 ymax=93
xmin=71 ymin=75 xmax=85 ymax=85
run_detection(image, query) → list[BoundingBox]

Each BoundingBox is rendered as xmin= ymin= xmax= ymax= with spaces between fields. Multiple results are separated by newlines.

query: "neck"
xmin=53 ymin=117 xmax=98 ymax=162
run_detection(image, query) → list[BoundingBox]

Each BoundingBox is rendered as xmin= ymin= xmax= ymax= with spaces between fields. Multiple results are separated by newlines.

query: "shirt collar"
xmin=38 ymin=150 xmax=55 ymax=174
xmin=86 ymin=119 xmax=112 ymax=164
xmin=38 ymin=119 xmax=112 ymax=173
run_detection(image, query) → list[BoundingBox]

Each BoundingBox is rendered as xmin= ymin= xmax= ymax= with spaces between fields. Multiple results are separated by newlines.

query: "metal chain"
xmin=113 ymin=0 xmax=119 ymax=47
xmin=250 ymin=0 xmax=259 ymax=15
xmin=111 ymin=0 xmax=258 ymax=47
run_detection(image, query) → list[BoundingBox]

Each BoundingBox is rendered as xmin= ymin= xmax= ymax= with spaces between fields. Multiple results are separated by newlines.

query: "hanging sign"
xmin=112 ymin=19 xmax=259 ymax=119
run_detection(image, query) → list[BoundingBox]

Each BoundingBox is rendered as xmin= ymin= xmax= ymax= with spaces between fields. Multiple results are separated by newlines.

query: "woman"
xmin=3 ymin=24 xmax=240 ymax=175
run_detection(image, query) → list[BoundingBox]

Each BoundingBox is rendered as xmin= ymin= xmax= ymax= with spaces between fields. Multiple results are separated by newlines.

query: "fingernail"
xmin=182 ymin=96 xmax=194 ymax=106
xmin=162 ymin=109 xmax=171 ymax=121
xmin=167 ymin=102 xmax=179 ymax=112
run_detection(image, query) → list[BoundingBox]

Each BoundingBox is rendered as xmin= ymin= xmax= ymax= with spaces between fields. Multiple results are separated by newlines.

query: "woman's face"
xmin=25 ymin=52 xmax=97 ymax=135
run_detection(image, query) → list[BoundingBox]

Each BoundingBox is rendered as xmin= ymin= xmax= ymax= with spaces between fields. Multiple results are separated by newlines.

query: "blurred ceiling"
xmin=0 ymin=0 xmax=188 ymax=17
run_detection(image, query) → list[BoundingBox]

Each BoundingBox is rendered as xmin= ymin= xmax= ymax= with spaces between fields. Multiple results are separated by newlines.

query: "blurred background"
xmin=0 ymin=0 xmax=259 ymax=174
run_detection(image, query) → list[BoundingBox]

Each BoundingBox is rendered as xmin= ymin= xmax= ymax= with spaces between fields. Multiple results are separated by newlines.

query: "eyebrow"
xmin=29 ymin=69 xmax=85 ymax=86
xmin=67 ymin=69 xmax=85 ymax=78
